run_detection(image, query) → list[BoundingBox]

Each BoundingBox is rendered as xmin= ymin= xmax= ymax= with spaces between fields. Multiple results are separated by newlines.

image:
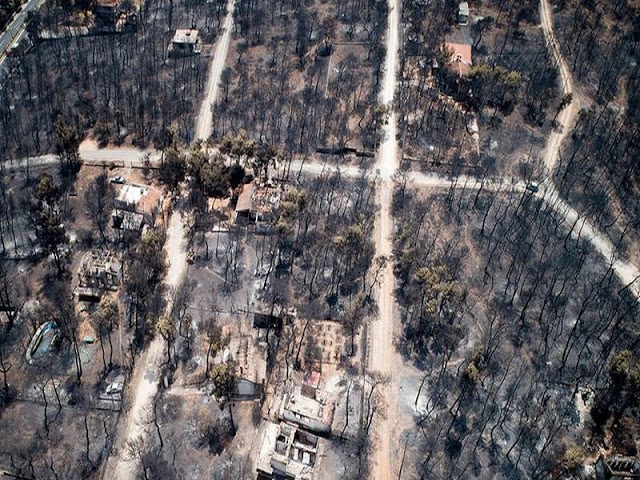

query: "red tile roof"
xmin=443 ymin=42 xmax=473 ymax=76
xmin=137 ymin=186 xmax=163 ymax=216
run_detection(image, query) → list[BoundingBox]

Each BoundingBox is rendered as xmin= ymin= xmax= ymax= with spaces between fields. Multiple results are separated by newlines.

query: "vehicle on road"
xmin=106 ymin=382 xmax=124 ymax=395
xmin=525 ymin=181 xmax=539 ymax=193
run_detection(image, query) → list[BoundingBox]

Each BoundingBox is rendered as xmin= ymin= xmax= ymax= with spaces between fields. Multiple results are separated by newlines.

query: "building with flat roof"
xmin=280 ymin=386 xmax=335 ymax=435
xmin=168 ymin=29 xmax=202 ymax=56
xmin=256 ymin=422 xmax=320 ymax=480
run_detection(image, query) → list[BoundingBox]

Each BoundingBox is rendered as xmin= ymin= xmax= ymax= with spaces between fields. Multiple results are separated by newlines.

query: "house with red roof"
xmin=442 ymin=42 xmax=473 ymax=77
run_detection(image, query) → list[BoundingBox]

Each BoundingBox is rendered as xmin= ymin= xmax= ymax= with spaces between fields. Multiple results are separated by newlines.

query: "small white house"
xmin=280 ymin=389 xmax=335 ymax=435
xmin=168 ymin=29 xmax=202 ymax=57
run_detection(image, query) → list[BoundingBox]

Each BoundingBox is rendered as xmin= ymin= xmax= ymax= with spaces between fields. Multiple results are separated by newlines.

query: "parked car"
xmin=106 ymin=382 xmax=124 ymax=395
xmin=109 ymin=176 xmax=125 ymax=184
xmin=525 ymin=181 xmax=539 ymax=193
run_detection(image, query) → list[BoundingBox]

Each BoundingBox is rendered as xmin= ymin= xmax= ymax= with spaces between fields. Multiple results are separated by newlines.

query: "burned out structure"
xmin=258 ymin=370 xmax=333 ymax=478
xmin=226 ymin=336 xmax=268 ymax=399
xmin=112 ymin=183 xmax=164 ymax=232
xmin=280 ymin=385 xmax=335 ymax=435
xmin=168 ymin=29 xmax=202 ymax=57
xmin=254 ymin=312 xmax=283 ymax=327
xmin=256 ymin=422 xmax=321 ymax=480
xmin=596 ymin=456 xmax=640 ymax=480
xmin=75 ymin=250 xmax=122 ymax=300
xmin=94 ymin=0 xmax=123 ymax=24
xmin=235 ymin=181 xmax=284 ymax=231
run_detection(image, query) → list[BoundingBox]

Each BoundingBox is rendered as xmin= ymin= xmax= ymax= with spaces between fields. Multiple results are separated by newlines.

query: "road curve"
xmin=539 ymin=0 xmax=640 ymax=300
xmin=544 ymin=185 xmax=640 ymax=300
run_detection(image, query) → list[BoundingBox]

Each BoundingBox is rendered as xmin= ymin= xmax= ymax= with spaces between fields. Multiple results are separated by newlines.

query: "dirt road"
xmin=10 ymin=148 xmax=639 ymax=306
xmin=102 ymin=212 xmax=188 ymax=480
xmin=6 ymin=149 xmax=522 ymax=196
xmin=538 ymin=0 xmax=640 ymax=300
xmin=288 ymin=155 xmax=639 ymax=304
xmin=195 ymin=0 xmax=235 ymax=142
xmin=370 ymin=0 xmax=400 ymax=478
xmin=102 ymin=4 xmax=236 ymax=477
xmin=544 ymin=187 xmax=640 ymax=300
xmin=539 ymin=0 xmax=579 ymax=174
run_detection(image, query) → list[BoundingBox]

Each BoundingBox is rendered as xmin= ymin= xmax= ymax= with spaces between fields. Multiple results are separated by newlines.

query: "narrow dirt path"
xmin=103 ymin=212 xmax=188 ymax=480
xmin=370 ymin=0 xmax=400 ymax=478
xmin=195 ymin=0 xmax=236 ymax=142
xmin=539 ymin=0 xmax=579 ymax=174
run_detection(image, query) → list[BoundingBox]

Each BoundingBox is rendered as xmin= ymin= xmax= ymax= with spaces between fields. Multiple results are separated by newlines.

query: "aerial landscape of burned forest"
xmin=0 ymin=0 xmax=228 ymax=157
xmin=392 ymin=184 xmax=639 ymax=478
xmin=551 ymin=0 xmax=640 ymax=260
xmin=0 ymin=0 xmax=639 ymax=479
xmin=213 ymin=0 xmax=389 ymax=158
xmin=399 ymin=0 xmax=562 ymax=174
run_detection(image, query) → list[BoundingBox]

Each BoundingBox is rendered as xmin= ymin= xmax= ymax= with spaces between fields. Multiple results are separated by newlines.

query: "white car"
xmin=525 ymin=181 xmax=539 ymax=193
xmin=106 ymin=382 xmax=124 ymax=395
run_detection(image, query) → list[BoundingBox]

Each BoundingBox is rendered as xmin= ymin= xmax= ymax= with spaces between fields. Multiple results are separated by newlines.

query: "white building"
xmin=280 ymin=388 xmax=335 ymax=435
xmin=256 ymin=422 xmax=320 ymax=480
xmin=168 ymin=29 xmax=202 ymax=56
